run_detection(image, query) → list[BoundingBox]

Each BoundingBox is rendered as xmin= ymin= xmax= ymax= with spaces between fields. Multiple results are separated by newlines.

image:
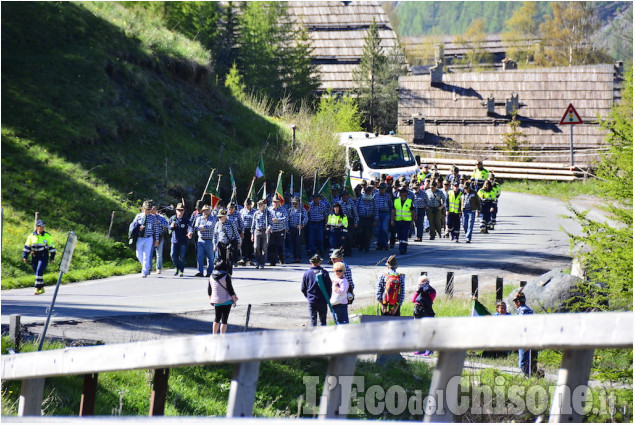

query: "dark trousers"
xmin=415 ymin=208 xmax=426 ymax=239
xmin=267 ymin=230 xmax=285 ymax=265
xmin=427 ymin=207 xmax=443 ymax=239
xmin=241 ymin=229 xmax=254 ymax=262
xmin=31 ymin=254 xmax=49 ymax=288
xmin=447 ymin=212 xmax=461 ymax=240
xmin=170 ymin=243 xmax=187 ymax=272
xmin=358 ymin=217 xmax=374 ymax=251
xmin=395 ymin=220 xmax=411 ymax=254
xmin=289 ymin=227 xmax=303 ymax=261
xmin=481 ymin=201 xmax=493 ymax=228
xmin=308 ymin=302 xmax=327 ymax=326
xmin=308 ymin=221 xmax=324 ymax=255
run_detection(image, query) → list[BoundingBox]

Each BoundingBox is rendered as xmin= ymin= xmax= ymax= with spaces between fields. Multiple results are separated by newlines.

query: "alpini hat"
xmin=176 ymin=203 xmax=185 ymax=210
xmin=310 ymin=253 xmax=322 ymax=263
xmin=201 ymin=205 xmax=211 ymax=211
xmin=36 ymin=220 xmax=45 ymax=226
xmin=386 ymin=255 xmax=398 ymax=267
xmin=330 ymin=248 xmax=344 ymax=259
xmin=217 ymin=209 xmax=228 ymax=218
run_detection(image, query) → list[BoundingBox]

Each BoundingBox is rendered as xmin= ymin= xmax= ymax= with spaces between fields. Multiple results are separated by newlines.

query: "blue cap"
xmin=36 ymin=220 xmax=45 ymax=226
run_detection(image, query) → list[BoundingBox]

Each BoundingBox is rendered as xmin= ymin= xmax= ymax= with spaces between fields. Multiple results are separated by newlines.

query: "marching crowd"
xmin=125 ymin=160 xmax=502 ymax=280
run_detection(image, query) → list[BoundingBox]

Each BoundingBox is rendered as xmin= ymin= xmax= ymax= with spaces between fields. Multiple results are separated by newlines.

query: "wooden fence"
xmin=2 ymin=312 xmax=632 ymax=423
xmin=410 ymin=149 xmax=602 ymax=181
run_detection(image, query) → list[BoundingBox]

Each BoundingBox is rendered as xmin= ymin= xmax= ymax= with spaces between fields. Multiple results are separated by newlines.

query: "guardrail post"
xmin=10 ymin=314 xmax=21 ymax=352
xmin=227 ymin=361 xmax=261 ymax=418
xmin=79 ymin=373 xmax=98 ymax=416
xmin=495 ymin=277 xmax=503 ymax=301
xmin=18 ymin=378 xmax=45 ymax=416
xmin=424 ymin=350 xmax=467 ymax=423
xmin=319 ymin=355 xmax=357 ymax=419
xmin=445 ymin=272 xmax=454 ymax=298
xmin=548 ymin=349 xmax=595 ymax=423
xmin=471 ymin=275 xmax=478 ymax=299
xmin=149 ymin=368 xmax=170 ymax=416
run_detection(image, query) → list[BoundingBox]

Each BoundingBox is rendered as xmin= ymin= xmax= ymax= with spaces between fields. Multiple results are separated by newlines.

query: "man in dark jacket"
xmin=301 ymin=253 xmax=332 ymax=326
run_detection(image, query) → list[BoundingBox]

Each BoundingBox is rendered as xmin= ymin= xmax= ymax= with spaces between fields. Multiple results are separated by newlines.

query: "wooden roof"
xmin=287 ymin=1 xmax=400 ymax=92
xmin=397 ymin=64 xmax=623 ymax=151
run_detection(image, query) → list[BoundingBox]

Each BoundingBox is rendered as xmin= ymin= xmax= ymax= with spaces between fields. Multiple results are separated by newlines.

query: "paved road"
xmin=1 ymin=192 xmax=587 ymax=343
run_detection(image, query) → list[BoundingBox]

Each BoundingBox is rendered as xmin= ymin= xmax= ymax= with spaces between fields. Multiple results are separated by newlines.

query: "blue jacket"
xmin=301 ymin=266 xmax=332 ymax=305
xmin=169 ymin=215 xmax=190 ymax=245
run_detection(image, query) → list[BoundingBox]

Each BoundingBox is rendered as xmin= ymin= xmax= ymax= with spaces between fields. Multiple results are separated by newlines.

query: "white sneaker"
xmin=157 ymin=269 xmax=161 ymax=274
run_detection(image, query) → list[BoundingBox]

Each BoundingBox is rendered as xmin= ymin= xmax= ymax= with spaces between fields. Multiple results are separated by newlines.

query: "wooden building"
xmin=287 ymin=1 xmax=400 ymax=93
xmin=398 ymin=63 xmax=624 ymax=157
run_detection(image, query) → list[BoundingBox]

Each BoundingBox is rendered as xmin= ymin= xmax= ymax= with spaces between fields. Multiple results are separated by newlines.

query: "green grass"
xmin=1 ymin=2 xmax=289 ymax=289
xmin=501 ymin=180 xmax=605 ymax=201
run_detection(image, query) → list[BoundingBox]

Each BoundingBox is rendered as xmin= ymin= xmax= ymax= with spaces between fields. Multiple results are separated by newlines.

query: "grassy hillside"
xmin=1 ymin=2 xmax=291 ymax=288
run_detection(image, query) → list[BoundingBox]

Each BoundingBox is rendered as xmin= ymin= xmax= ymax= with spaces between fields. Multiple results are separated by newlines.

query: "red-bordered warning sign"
xmin=560 ymin=103 xmax=583 ymax=125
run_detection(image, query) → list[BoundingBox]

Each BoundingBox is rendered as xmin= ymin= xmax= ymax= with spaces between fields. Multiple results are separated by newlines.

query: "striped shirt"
xmin=374 ymin=192 xmax=393 ymax=213
xmin=213 ymin=219 xmax=240 ymax=246
xmin=251 ymin=209 xmax=273 ymax=232
xmin=343 ymin=261 xmax=354 ymax=291
xmin=356 ymin=198 xmax=377 ymax=219
xmin=240 ymin=207 xmax=256 ymax=231
xmin=132 ymin=213 xmax=162 ymax=241
xmin=425 ymin=189 xmax=446 ymax=208
xmin=336 ymin=197 xmax=359 ymax=225
xmin=227 ymin=211 xmax=245 ymax=233
xmin=307 ymin=200 xmax=329 ymax=222
xmin=288 ymin=206 xmax=308 ymax=228
xmin=191 ymin=214 xmax=217 ymax=241
xmin=268 ymin=206 xmax=288 ymax=232
xmin=413 ymin=190 xmax=429 ymax=209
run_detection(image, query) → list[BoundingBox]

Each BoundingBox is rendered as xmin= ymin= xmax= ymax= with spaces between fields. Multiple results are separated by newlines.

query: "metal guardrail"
xmin=2 ymin=312 xmax=632 ymax=422
xmin=410 ymin=152 xmax=598 ymax=181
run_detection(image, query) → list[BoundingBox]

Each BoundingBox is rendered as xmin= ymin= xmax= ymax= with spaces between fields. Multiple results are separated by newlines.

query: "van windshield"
xmin=360 ymin=143 xmax=417 ymax=169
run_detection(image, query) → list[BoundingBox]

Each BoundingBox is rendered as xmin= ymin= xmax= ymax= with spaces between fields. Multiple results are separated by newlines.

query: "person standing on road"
xmin=513 ymin=292 xmax=538 ymax=376
xmin=488 ymin=174 xmax=501 ymax=226
xmin=392 ymin=187 xmax=416 ymax=255
xmin=478 ymin=180 xmax=497 ymax=233
xmin=213 ymin=209 xmax=241 ymax=275
xmin=168 ymin=203 xmax=189 ymax=277
xmin=326 ymin=202 xmax=348 ymax=258
xmin=189 ymin=205 xmax=216 ymax=277
xmin=301 ymin=254 xmax=332 ymax=327
xmin=425 ymin=181 xmax=445 ymax=240
xmin=471 ymin=160 xmax=490 ymax=192
xmin=267 ymin=197 xmax=288 ymax=266
xmin=446 ymin=181 xmax=462 ymax=242
xmin=374 ymin=182 xmax=393 ymax=250
xmin=460 ymin=184 xmax=481 ymax=243
xmin=208 ymin=255 xmax=238 ymax=334
xmin=376 ymin=255 xmax=405 ymax=316
xmin=22 ymin=219 xmax=56 ymax=295
xmin=412 ymin=183 xmax=428 ymax=242
xmin=356 ymin=186 xmax=377 ymax=252
xmin=338 ymin=191 xmax=358 ymax=257
xmin=307 ymin=193 xmax=329 ymax=257
xmin=151 ymin=206 xmax=169 ymax=274
xmin=330 ymin=261 xmax=350 ymax=324
xmin=130 ymin=200 xmax=161 ymax=278
xmin=226 ymin=202 xmax=244 ymax=266
xmin=239 ymin=199 xmax=255 ymax=266
xmin=251 ymin=200 xmax=272 ymax=269
xmin=288 ymin=197 xmax=308 ymax=263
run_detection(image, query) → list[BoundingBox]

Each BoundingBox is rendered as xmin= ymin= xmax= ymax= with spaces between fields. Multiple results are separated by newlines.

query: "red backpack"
xmin=382 ymin=273 xmax=402 ymax=305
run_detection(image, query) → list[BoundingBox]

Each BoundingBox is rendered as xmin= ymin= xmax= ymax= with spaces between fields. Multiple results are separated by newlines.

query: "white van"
xmin=339 ymin=132 xmax=420 ymax=187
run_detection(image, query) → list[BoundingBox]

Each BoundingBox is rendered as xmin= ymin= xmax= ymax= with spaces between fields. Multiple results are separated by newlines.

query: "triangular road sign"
xmin=560 ymin=103 xmax=583 ymax=125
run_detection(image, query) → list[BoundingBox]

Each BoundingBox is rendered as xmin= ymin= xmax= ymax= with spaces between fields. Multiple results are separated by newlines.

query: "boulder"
xmin=505 ymin=269 xmax=584 ymax=313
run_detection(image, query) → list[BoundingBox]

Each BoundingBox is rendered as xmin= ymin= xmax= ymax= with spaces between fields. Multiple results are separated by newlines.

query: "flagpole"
xmin=200 ymin=168 xmax=216 ymax=201
xmin=216 ymin=174 xmax=222 ymax=193
xmin=299 ymin=176 xmax=304 ymax=236
xmin=312 ymin=168 xmax=318 ymax=194
xmin=289 ymin=173 xmax=294 ymax=197
xmin=246 ymin=176 xmax=256 ymax=203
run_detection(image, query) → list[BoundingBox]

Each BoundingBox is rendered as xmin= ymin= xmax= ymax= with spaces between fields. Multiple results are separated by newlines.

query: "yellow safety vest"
xmin=478 ymin=189 xmax=497 ymax=201
xmin=327 ymin=214 xmax=348 ymax=228
xmin=448 ymin=190 xmax=461 ymax=213
xmin=472 ymin=168 xmax=489 ymax=181
xmin=23 ymin=231 xmax=56 ymax=257
xmin=393 ymin=198 xmax=413 ymax=221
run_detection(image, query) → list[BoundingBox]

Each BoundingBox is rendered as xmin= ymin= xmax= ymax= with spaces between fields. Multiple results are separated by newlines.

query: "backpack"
xmin=382 ymin=272 xmax=402 ymax=306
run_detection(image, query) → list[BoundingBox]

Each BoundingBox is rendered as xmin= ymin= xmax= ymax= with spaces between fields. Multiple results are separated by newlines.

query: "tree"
xmin=236 ymin=2 xmax=319 ymax=105
xmin=568 ymin=68 xmax=633 ymax=311
xmin=215 ymin=1 xmax=241 ymax=84
xmin=502 ymin=1 xmax=540 ymax=65
xmin=352 ymin=18 xmax=386 ymax=132
xmin=161 ymin=2 xmax=221 ymax=58
xmin=536 ymin=2 xmax=612 ymax=67
xmin=453 ymin=18 xmax=494 ymax=71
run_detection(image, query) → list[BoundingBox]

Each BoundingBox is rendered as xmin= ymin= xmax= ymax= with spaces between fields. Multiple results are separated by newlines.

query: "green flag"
xmin=255 ymin=156 xmax=265 ymax=179
xmin=318 ymin=177 xmax=333 ymax=207
xmin=471 ymin=298 xmax=491 ymax=316
xmin=344 ymin=171 xmax=356 ymax=199
xmin=275 ymin=171 xmax=285 ymax=205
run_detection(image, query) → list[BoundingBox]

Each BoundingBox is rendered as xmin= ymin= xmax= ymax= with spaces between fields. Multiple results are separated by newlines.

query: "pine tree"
xmin=453 ymin=18 xmax=494 ymax=71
